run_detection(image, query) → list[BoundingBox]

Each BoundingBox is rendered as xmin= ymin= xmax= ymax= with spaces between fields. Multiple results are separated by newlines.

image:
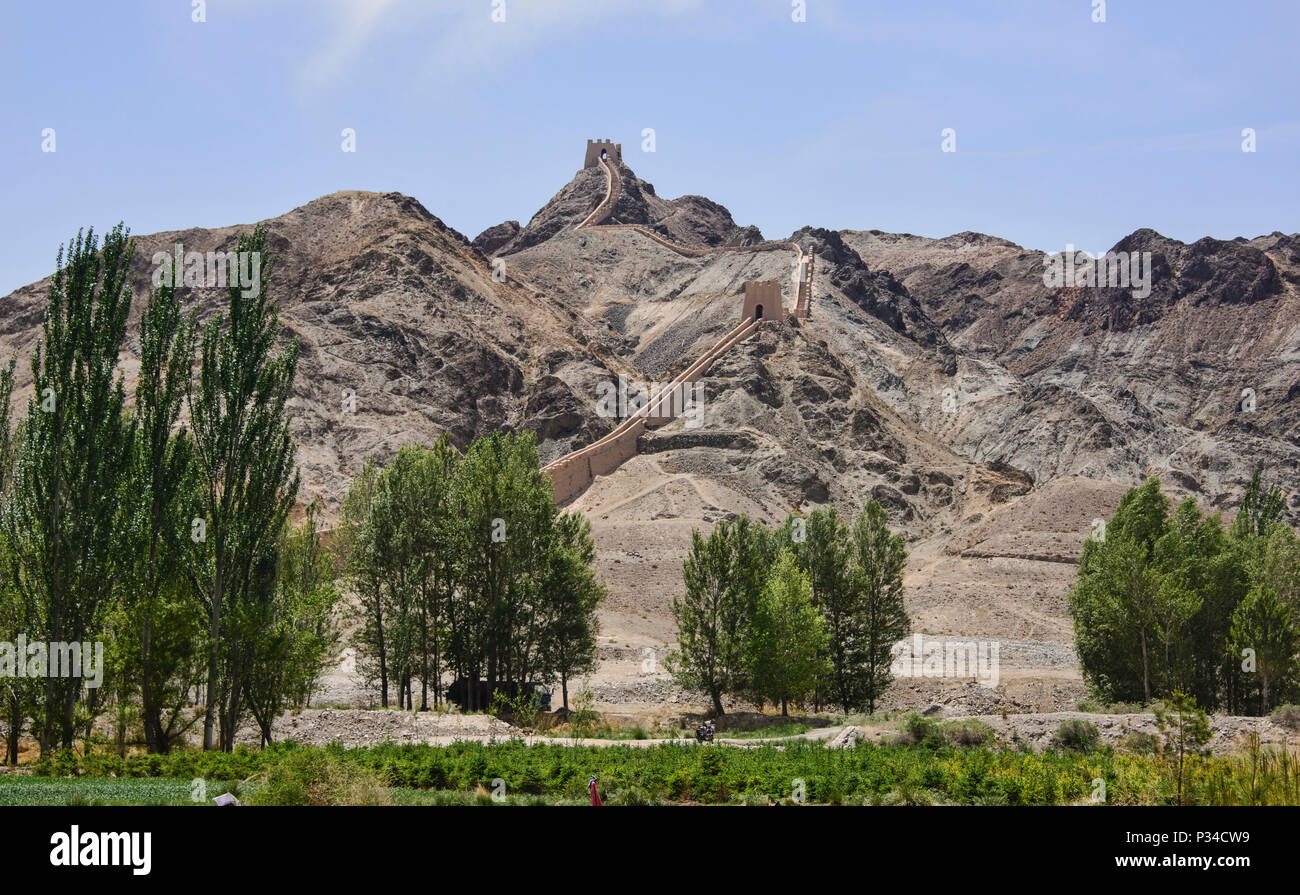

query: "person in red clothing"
xmin=588 ymin=775 xmax=602 ymax=806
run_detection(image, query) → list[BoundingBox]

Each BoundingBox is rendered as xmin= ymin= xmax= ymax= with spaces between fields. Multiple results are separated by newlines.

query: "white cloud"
xmin=297 ymin=0 xmax=712 ymax=91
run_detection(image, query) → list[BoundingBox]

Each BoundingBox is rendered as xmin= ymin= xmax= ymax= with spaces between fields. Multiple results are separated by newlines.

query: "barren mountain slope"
xmin=842 ymin=227 xmax=1300 ymax=514
xmin=3 ymin=158 xmax=1297 ymax=716
xmin=0 ymin=191 xmax=634 ymax=514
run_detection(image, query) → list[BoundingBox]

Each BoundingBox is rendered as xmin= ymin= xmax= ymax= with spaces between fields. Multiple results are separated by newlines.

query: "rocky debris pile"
xmin=590 ymin=678 xmax=692 ymax=706
xmin=826 ymin=726 xmax=862 ymax=749
xmin=233 ymin=708 xmax=521 ymax=749
xmin=969 ymin=711 xmax=1294 ymax=757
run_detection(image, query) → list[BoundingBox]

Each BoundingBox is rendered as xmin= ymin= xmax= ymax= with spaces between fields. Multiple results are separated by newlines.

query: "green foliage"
xmin=1052 ymin=719 xmax=1100 ymax=753
xmin=245 ymin=746 xmax=389 ymax=806
xmin=672 ymin=500 xmax=910 ymax=717
xmin=1119 ymin=732 xmax=1161 ymax=755
xmin=339 ymin=432 xmax=603 ymax=714
xmin=1228 ymin=585 xmax=1299 ymax=713
xmin=1154 ymin=691 xmax=1212 ymax=805
xmin=747 ymin=550 xmax=829 ymax=715
xmin=943 ymin=718 xmax=996 ymax=748
xmin=240 ymin=506 xmax=340 ymax=745
xmin=3 ymin=225 xmax=137 ymax=754
xmin=667 ymin=517 xmax=768 ymax=715
xmin=1231 ymin=469 xmax=1286 ymax=540
xmin=28 ymin=736 xmax=1300 ymax=805
xmin=110 ymin=274 xmax=203 ymax=755
xmin=0 ymin=224 xmax=342 ymax=758
xmin=4 ymin=225 xmax=137 ymax=752
xmin=848 ymin=500 xmax=910 ymax=713
xmin=1270 ymin=704 xmax=1300 ymax=731
xmin=184 ymin=224 xmax=302 ymax=750
xmin=1069 ymin=476 xmax=1298 ymax=714
xmin=894 ymin=713 xmax=944 ymax=748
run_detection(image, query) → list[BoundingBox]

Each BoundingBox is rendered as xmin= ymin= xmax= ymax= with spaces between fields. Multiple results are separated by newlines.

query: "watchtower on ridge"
xmin=742 ymin=281 xmax=783 ymax=322
xmin=584 ymin=139 xmax=622 ymax=168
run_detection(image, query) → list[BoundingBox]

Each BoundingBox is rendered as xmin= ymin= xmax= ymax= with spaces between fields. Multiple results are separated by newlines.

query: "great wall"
xmin=542 ymin=139 xmax=815 ymax=504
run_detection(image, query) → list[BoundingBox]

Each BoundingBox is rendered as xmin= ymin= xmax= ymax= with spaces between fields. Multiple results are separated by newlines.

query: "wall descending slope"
xmin=541 ymin=145 xmax=818 ymax=504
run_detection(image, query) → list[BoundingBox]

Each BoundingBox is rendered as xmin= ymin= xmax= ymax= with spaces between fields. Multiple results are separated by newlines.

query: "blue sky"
xmin=2 ymin=0 xmax=1297 ymax=295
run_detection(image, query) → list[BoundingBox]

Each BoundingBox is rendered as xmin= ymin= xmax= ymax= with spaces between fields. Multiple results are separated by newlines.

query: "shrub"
xmin=944 ymin=719 xmax=995 ymax=748
xmin=894 ymin=713 xmax=944 ymax=748
xmin=1053 ymin=719 xmax=1100 ymax=753
xmin=1119 ymin=732 xmax=1161 ymax=755
xmin=246 ymin=747 xmax=390 ymax=806
xmin=1270 ymin=705 xmax=1300 ymax=732
xmin=608 ymin=786 xmax=655 ymax=806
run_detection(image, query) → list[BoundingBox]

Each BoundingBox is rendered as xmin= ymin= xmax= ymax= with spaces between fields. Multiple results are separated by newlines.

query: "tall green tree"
xmin=537 ymin=511 xmax=604 ymax=711
xmin=1231 ymin=468 xmax=1285 ymax=540
xmin=786 ymin=507 xmax=864 ymax=712
xmin=4 ymin=226 xmax=136 ymax=753
xmin=668 ymin=517 xmax=766 ymax=715
xmin=184 ymin=225 xmax=300 ymax=751
xmin=116 ymin=277 xmax=203 ymax=753
xmin=241 ymin=505 xmax=339 ymax=744
xmin=448 ymin=431 xmax=555 ymax=707
xmin=339 ymin=461 xmax=390 ymax=705
xmin=1154 ymin=691 xmax=1211 ymax=806
xmin=1229 ymin=585 xmax=1299 ymax=713
xmin=748 ymin=550 xmax=828 ymax=715
xmin=1258 ymin=524 xmax=1300 ymax=613
xmin=1070 ymin=478 xmax=1171 ymax=703
xmin=0 ymin=354 xmax=33 ymax=763
xmin=849 ymin=500 xmax=910 ymax=714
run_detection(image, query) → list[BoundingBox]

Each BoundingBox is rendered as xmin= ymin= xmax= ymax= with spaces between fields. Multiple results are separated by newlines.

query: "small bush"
xmin=608 ymin=786 xmax=656 ymax=806
xmin=944 ymin=719 xmax=995 ymax=748
xmin=246 ymin=747 xmax=390 ymax=806
xmin=1119 ymin=732 xmax=1161 ymax=755
xmin=894 ymin=714 xmax=944 ymax=748
xmin=1053 ymin=719 xmax=1100 ymax=753
xmin=1270 ymin=705 xmax=1300 ymax=732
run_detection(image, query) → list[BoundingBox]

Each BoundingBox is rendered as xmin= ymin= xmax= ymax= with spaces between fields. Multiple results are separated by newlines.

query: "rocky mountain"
xmin=0 ymin=190 xmax=636 ymax=513
xmin=2 ymin=157 xmax=1297 ymax=711
xmin=476 ymin=160 xmax=763 ymax=257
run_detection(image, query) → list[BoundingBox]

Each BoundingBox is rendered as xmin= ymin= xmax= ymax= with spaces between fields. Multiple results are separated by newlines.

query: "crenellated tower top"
xmin=584 ymin=139 xmax=622 ymax=168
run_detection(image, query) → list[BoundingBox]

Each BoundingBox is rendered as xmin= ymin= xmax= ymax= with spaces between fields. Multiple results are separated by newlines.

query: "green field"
xmin=5 ymin=737 xmax=1288 ymax=806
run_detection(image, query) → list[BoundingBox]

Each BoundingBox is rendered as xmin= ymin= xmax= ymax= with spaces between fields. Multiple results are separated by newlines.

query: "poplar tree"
xmin=1229 ymin=585 xmax=1299 ymax=713
xmin=748 ymin=549 xmax=828 ymax=715
xmin=0 ymin=355 xmax=32 ymax=763
xmin=537 ymin=511 xmax=604 ymax=711
xmin=242 ymin=505 xmax=339 ymax=744
xmin=116 ymin=277 xmax=203 ymax=753
xmin=668 ymin=518 xmax=766 ymax=716
xmin=787 ymin=507 xmax=860 ymax=711
xmin=339 ymin=461 xmax=389 ymax=705
xmin=184 ymin=226 xmax=300 ymax=750
xmin=5 ymin=226 xmax=135 ymax=752
xmin=851 ymin=500 xmax=910 ymax=714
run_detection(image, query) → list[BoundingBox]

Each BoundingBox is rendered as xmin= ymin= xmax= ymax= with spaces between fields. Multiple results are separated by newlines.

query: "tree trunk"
xmin=203 ymin=569 xmax=223 ymax=751
xmin=1139 ymin=627 xmax=1151 ymax=703
xmin=4 ymin=698 xmax=21 ymax=765
xmin=419 ymin=607 xmax=429 ymax=711
xmin=376 ymin=600 xmax=388 ymax=709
